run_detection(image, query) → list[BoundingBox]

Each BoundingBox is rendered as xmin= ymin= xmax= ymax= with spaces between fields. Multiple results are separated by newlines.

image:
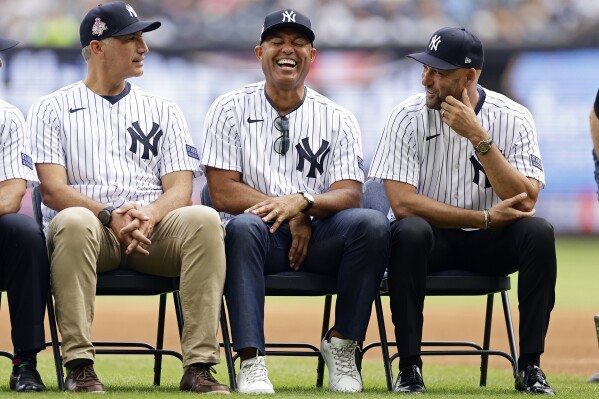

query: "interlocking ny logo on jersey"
xmin=296 ymin=138 xmax=330 ymax=178
xmin=470 ymin=155 xmax=492 ymax=188
xmin=127 ymin=121 xmax=163 ymax=160
xmin=282 ymin=10 xmax=296 ymax=22
xmin=429 ymin=34 xmax=441 ymax=51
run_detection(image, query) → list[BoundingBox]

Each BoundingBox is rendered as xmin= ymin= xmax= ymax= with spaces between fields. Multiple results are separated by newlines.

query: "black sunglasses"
xmin=273 ymin=115 xmax=290 ymax=155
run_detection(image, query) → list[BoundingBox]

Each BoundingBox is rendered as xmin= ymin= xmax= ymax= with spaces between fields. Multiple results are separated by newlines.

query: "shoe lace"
xmin=528 ymin=367 xmax=548 ymax=385
xmin=72 ymin=365 xmax=99 ymax=383
xmin=330 ymin=342 xmax=358 ymax=377
xmin=399 ymin=365 xmax=422 ymax=385
xmin=191 ymin=366 xmax=219 ymax=384
xmin=242 ymin=358 xmax=269 ymax=384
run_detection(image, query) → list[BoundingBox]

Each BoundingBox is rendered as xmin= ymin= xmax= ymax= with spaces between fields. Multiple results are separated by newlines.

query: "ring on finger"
xmin=441 ymin=109 xmax=445 ymax=117
xmin=272 ymin=209 xmax=280 ymax=217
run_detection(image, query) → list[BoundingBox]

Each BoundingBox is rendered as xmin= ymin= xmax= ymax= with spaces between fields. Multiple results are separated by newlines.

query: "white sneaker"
xmin=320 ymin=336 xmax=363 ymax=392
xmin=236 ymin=355 xmax=275 ymax=394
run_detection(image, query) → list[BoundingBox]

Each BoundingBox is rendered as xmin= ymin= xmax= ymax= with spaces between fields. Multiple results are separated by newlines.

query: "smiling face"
xmin=100 ymin=31 xmax=148 ymax=80
xmin=255 ymin=27 xmax=316 ymax=92
xmin=421 ymin=65 xmax=469 ymax=110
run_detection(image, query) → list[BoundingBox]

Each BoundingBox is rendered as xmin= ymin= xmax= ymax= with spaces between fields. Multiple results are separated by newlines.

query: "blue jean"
xmin=224 ymin=208 xmax=389 ymax=354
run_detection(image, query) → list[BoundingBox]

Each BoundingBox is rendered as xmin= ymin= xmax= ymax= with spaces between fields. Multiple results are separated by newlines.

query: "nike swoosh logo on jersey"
xmin=247 ymin=117 xmax=264 ymax=123
xmin=425 ymin=134 xmax=440 ymax=141
xmin=69 ymin=107 xmax=86 ymax=113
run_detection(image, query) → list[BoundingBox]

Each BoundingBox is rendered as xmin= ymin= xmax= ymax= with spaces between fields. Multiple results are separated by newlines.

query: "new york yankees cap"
xmin=260 ymin=9 xmax=315 ymax=43
xmin=80 ymin=1 xmax=161 ymax=48
xmin=406 ymin=27 xmax=483 ymax=70
xmin=0 ymin=36 xmax=18 ymax=52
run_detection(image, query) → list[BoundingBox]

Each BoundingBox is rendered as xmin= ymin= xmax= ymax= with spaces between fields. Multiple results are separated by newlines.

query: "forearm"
xmin=141 ymin=186 xmax=192 ymax=224
xmin=304 ymin=184 xmax=361 ymax=219
xmin=40 ymin=182 xmax=106 ymax=215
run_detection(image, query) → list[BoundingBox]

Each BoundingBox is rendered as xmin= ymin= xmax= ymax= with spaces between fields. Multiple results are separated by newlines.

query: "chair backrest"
xmin=363 ymin=179 xmax=390 ymax=215
xmin=201 ymin=183 xmax=214 ymax=208
xmin=32 ymin=186 xmax=44 ymax=227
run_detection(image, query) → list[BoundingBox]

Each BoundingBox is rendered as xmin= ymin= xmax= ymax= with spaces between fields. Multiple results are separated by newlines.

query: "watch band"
xmin=299 ymin=192 xmax=314 ymax=213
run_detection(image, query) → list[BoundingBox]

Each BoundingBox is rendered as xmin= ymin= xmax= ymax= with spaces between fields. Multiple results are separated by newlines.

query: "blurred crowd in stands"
xmin=0 ymin=0 xmax=597 ymax=50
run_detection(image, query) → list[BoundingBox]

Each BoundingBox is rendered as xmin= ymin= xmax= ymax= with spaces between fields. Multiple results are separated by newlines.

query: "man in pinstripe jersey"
xmin=0 ymin=35 xmax=49 ymax=393
xmin=27 ymin=2 xmax=228 ymax=394
xmin=369 ymin=27 xmax=556 ymax=395
xmin=201 ymin=9 xmax=388 ymax=394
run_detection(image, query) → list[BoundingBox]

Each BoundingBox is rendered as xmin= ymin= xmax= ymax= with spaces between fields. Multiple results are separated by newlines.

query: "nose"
xmin=421 ymin=68 xmax=432 ymax=86
xmin=138 ymin=37 xmax=149 ymax=54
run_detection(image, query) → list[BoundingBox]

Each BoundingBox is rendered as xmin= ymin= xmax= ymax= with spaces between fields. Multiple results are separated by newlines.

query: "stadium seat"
xmin=201 ymin=184 xmax=339 ymax=391
xmin=32 ymin=187 xmax=183 ymax=390
xmin=361 ymin=179 xmax=518 ymax=391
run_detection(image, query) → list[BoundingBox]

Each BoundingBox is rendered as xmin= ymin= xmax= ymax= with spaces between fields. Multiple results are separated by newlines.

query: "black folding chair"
xmin=32 ymin=187 xmax=183 ymax=390
xmin=201 ymin=184 xmax=337 ymax=391
xmin=361 ymin=179 xmax=518 ymax=391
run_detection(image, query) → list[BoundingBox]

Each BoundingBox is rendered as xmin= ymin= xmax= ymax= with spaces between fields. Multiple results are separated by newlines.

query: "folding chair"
xmin=32 ymin=187 xmax=184 ymax=390
xmin=201 ymin=184 xmax=337 ymax=391
xmin=361 ymin=179 xmax=518 ymax=391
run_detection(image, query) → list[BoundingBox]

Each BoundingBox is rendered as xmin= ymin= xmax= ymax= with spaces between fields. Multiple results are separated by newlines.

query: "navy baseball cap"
xmin=0 ymin=36 xmax=18 ymax=52
xmin=80 ymin=2 xmax=161 ymax=48
xmin=406 ymin=27 xmax=484 ymax=70
xmin=260 ymin=9 xmax=315 ymax=43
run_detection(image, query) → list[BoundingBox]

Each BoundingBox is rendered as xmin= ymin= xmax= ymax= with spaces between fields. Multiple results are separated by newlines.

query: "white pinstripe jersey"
xmin=0 ymin=99 xmax=38 ymax=185
xmin=28 ymin=81 xmax=201 ymax=231
xmin=369 ymin=86 xmax=545 ymax=222
xmin=201 ymin=81 xmax=365 ymax=223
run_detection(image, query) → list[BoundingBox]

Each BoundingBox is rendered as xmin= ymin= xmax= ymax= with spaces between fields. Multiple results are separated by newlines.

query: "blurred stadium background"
xmin=1 ymin=0 xmax=598 ymax=232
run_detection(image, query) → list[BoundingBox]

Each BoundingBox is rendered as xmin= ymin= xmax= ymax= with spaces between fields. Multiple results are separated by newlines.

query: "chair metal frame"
xmin=32 ymin=186 xmax=184 ymax=390
xmin=361 ymin=179 xmax=518 ymax=391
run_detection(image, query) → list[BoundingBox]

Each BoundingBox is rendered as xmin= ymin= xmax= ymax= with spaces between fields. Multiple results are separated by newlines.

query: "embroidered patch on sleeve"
xmin=357 ymin=156 xmax=364 ymax=172
xmin=186 ymin=144 xmax=200 ymax=160
xmin=21 ymin=153 xmax=33 ymax=170
xmin=530 ymin=154 xmax=543 ymax=171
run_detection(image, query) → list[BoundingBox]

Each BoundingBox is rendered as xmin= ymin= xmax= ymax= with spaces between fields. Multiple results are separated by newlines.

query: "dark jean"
xmin=224 ymin=208 xmax=389 ymax=354
xmin=0 ymin=213 xmax=49 ymax=355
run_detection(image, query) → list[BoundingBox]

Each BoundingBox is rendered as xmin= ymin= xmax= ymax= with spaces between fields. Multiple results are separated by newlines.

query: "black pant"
xmin=388 ymin=216 xmax=556 ymax=364
xmin=0 ymin=213 xmax=49 ymax=355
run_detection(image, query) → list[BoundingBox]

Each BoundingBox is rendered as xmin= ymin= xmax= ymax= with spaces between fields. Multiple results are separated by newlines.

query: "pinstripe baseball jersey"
xmin=369 ymin=85 xmax=545 ymax=221
xmin=28 ymin=80 xmax=201 ymax=231
xmin=201 ymin=81 xmax=365 ymax=223
xmin=0 ymin=99 xmax=38 ymax=185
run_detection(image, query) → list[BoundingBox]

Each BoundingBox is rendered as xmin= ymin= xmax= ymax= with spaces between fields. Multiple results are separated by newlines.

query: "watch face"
xmin=477 ymin=141 xmax=491 ymax=153
xmin=98 ymin=210 xmax=110 ymax=225
xmin=304 ymin=193 xmax=315 ymax=203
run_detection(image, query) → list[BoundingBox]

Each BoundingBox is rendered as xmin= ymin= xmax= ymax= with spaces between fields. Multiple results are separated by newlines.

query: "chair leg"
xmin=173 ymin=291 xmax=184 ymax=339
xmin=220 ymin=300 xmax=237 ymax=391
xmin=153 ymin=294 xmax=167 ymax=386
xmin=316 ymin=295 xmax=332 ymax=388
xmin=374 ymin=294 xmax=393 ymax=391
xmin=479 ymin=293 xmax=494 ymax=387
xmin=501 ymin=291 xmax=519 ymax=378
xmin=46 ymin=293 xmax=64 ymax=390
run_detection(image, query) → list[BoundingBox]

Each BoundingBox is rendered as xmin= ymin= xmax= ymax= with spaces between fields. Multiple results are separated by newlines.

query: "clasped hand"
xmin=109 ymin=203 xmax=154 ymax=256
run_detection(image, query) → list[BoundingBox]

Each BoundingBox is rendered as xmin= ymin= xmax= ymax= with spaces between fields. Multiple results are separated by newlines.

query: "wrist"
xmin=483 ymin=209 xmax=491 ymax=230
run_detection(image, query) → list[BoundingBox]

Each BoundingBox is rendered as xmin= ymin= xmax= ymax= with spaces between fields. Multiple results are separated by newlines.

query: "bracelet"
xmin=483 ymin=209 xmax=490 ymax=230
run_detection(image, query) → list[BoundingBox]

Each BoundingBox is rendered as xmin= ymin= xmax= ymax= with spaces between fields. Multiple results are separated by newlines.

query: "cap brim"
xmin=113 ymin=21 xmax=161 ymax=37
xmin=261 ymin=23 xmax=315 ymax=42
xmin=406 ymin=52 xmax=459 ymax=70
xmin=0 ymin=38 xmax=19 ymax=52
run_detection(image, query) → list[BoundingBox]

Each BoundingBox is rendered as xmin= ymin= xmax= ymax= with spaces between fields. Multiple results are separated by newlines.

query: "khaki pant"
xmin=46 ymin=205 xmax=226 ymax=367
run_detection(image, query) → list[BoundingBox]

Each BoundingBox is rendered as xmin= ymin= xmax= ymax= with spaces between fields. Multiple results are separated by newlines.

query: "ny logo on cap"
xmin=92 ymin=18 xmax=108 ymax=36
xmin=282 ymin=10 xmax=296 ymax=22
xmin=429 ymin=34 xmax=441 ymax=51
xmin=465 ymin=57 xmax=472 ymax=64
xmin=125 ymin=4 xmax=138 ymax=18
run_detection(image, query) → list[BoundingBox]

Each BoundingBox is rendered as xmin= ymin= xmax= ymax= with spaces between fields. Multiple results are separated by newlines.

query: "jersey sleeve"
xmin=329 ymin=112 xmax=365 ymax=184
xmin=200 ymin=96 xmax=242 ymax=173
xmin=509 ymin=109 xmax=546 ymax=188
xmin=0 ymin=106 xmax=39 ymax=186
xmin=369 ymin=104 xmax=420 ymax=188
xmin=159 ymin=101 xmax=202 ymax=178
xmin=28 ymin=97 xmax=66 ymax=168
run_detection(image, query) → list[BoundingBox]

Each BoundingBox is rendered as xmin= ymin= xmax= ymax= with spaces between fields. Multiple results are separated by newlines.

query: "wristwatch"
xmin=299 ymin=192 xmax=315 ymax=213
xmin=98 ymin=206 xmax=116 ymax=226
xmin=474 ymin=138 xmax=493 ymax=155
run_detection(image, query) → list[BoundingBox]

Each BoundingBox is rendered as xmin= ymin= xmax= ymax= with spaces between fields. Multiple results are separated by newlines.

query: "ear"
xmin=89 ymin=40 xmax=104 ymax=56
xmin=464 ymin=68 xmax=477 ymax=87
xmin=254 ymin=45 xmax=263 ymax=60
xmin=310 ymin=47 xmax=317 ymax=64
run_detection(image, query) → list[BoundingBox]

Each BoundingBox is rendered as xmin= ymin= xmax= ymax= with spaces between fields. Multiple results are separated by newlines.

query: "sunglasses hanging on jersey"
xmin=273 ymin=115 xmax=290 ymax=155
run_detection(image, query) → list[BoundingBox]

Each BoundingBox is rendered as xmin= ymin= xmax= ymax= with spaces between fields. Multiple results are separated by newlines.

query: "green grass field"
xmin=0 ymin=235 xmax=597 ymax=397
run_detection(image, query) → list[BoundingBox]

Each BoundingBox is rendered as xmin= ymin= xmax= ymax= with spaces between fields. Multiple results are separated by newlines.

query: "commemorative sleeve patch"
xmin=186 ymin=144 xmax=200 ymax=160
xmin=357 ymin=156 xmax=365 ymax=172
xmin=21 ymin=153 xmax=33 ymax=170
xmin=530 ymin=154 xmax=543 ymax=171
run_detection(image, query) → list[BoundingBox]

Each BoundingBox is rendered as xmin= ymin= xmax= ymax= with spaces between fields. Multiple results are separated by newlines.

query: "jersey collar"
xmin=264 ymin=86 xmax=307 ymax=117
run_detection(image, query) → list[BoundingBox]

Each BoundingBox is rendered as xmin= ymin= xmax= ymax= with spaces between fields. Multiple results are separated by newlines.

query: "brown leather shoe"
xmin=64 ymin=364 xmax=105 ymax=393
xmin=180 ymin=365 xmax=230 ymax=394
